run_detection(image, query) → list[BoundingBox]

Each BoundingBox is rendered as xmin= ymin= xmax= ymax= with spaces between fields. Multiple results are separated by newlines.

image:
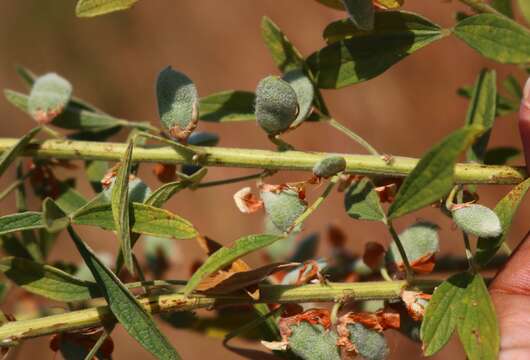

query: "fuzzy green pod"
xmin=282 ymin=69 xmax=315 ymax=127
xmin=156 ymin=66 xmax=198 ymax=141
xmin=288 ymin=322 xmax=341 ymax=360
xmin=452 ymin=204 xmax=502 ymax=238
xmin=103 ymin=177 xmax=152 ymax=203
xmin=28 ymin=73 xmax=72 ymax=124
xmin=348 ymin=323 xmax=389 ymax=360
xmin=313 ymin=156 xmax=346 ymax=178
xmin=260 ymin=189 xmax=307 ymax=232
xmin=386 ymin=222 xmax=439 ymax=266
xmin=255 ymin=76 xmax=299 ymax=135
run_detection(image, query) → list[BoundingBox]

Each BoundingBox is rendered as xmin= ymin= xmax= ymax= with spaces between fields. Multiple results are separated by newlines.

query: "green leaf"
xmin=342 ymin=0 xmax=374 ymax=31
xmin=199 ymin=91 xmax=255 ymax=122
xmin=0 ymin=127 xmax=40 ymax=178
xmin=4 ymin=90 xmax=125 ymax=131
xmin=156 ymin=66 xmax=198 ymax=140
xmin=386 ymin=221 xmax=439 ymax=265
xmin=112 ymin=139 xmax=134 ymax=272
xmin=76 ymin=0 xmax=139 ymax=17
xmin=0 ymin=212 xmax=44 ymax=235
xmin=465 ymin=69 xmax=497 ymax=163
xmin=491 ymin=0 xmax=513 ymax=18
xmin=476 ymin=177 xmax=530 ymax=265
xmin=518 ymin=0 xmax=530 ymax=25
xmin=55 ymin=181 xmax=89 ymax=214
xmin=66 ymin=226 xmax=180 ymax=359
xmin=309 ymin=11 xmax=444 ymax=88
xmin=261 ymin=189 xmax=307 ymax=232
xmin=421 ymin=272 xmax=472 ymax=356
xmin=457 ymin=85 xmax=518 ymax=117
xmin=484 ymin=146 xmax=520 ymax=165
xmin=261 ymin=17 xmax=305 ymax=73
xmin=503 ymin=74 xmax=522 ymax=99
xmin=453 ymin=14 xmax=530 ymax=64
xmin=183 ymin=234 xmax=285 ymax=295
xmin=146 ymin=167 xmax=207 ymax=208
xmin=456 ymin=274 xmax=499 ymax=360
xmin=387 ymin=126 xmax=483 ymax=219
xmin=287 ymin=322 xmax=341 ymax=360
xmin=85 ymin=160 xmax=108 ymax=193
xmin=72 ymin=203 xmax=197 ymax=239
xmin=344 ymin=177 xmax=386 ymax=222
xmin=42 ymin=198 xmax=70 ymax=233
xmin=452 ymin=204 xmax=502 ymax=238
xmin=282 ymin=69 xmax=315 ymax=127
xmin=0 ymin=257 xmax=98 ymax=302
xmin=314 ymin=0 xmax=345 ymax=10
xmin=28 ymin=73 xmax=72 ymax=123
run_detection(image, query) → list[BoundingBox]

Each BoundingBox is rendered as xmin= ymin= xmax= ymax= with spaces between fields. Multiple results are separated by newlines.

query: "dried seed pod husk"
xmin=312 ymin=156 xmax=346 ymax=178
xmin=156 ymin=66 xmax=199 ymax=142
xmin=255 ymin=76 xmax=299 ymax=135
xmin=452 ymin=204 xmax=502 ymax=238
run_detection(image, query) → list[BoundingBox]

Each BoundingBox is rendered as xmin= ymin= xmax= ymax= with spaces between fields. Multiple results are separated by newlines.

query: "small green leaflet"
xmin=72 ymin=203 xmax=197 ymax=239
xmin=387 ymin=126 xmax=483 ymax=219
xmin=261 ymin=17 xmax=305 ymax=73
xmin=454 ymin=14 xmax=530 ymax=64
xmin=0 ymin=127 xmax=40 ymax=178
xmin=518 ymin=0 xmax=530 ymax=25
xmin=484 ymin=146 xmax=520 ymax=165
xmin=421 ymin=272 xmax=499 ymax=359
xmin=0 ymin=257 xmax=99 ymax=302
xmin=465 ymin=69 xmax=497 ymax=163
xmin=183 ymin=234 xmax=285 ymax=295
xmin=344 ymin=177 xmax=386 ymax=222
xmin=42 ymin=198 xmax=70 ymax=233
xmin=76 ymin=0 xmax=139 ymax=17
xmin=342 ymin=0 xmax=374 ymax=31
xmin=476 ymin=177 xmax=530 ymax=266
xmin=308 ymin=11 xmax=444 ymax=88
xmin=0 ymin=212 xmax=44 ymax=235
xmin=146 ymin=168 xmax=207 ymax=208
xmin=55 ymin=182 xmax=89 ymax=214
xmin=199 ymin=91 xmax=255 ymax=122
xmin=282 ymin=69 xmax=315 ymax=127
xmin=112 ymin=139 xmax=134 ymax=272
xmin=28 ymin=73 xmax=72 ymax=124
xmin=67 ymin=226 xmax=180 ymax=359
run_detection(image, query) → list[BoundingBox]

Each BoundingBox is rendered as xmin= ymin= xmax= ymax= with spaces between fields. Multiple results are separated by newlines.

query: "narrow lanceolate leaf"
xmin=308 ymin=11 xmax=444 ymax=88
xmin=0 ymin=127 xmax=40 ymax=178
xmin=199 ymin=91 xmax=255 ymax=122
xmin=183 ymin=234 xmax=285 ymax=295
xmin=261 ymin=17 xmax=305 ymax=73
xmin=76 ymin=0 xmax=139 ymax=17
xmin=344 ymin=177 xmax=386 ymax=222
xmin=282 ymin=69 xmax=315 ymax=127
xmin=387 ymin=126 xmax=483 ymax=219
xmin=456 ymin=274 xmax=499 ymax=360
xmin=0 ymin=212 xmax=44 ymax=235
xmin=72 ymin=203 xmax=197 ymax=239
xmin=0 ymin=257 xmax=98 ymax=302
xmin=476 ymin=178 xmax=530 ymax=266
xmin=341 ymin=0 xmax=374 ymax=31
xmin=314 ymin=0 xmax=344 ymax=10
xmin=42 ymin=198 xmax=70 ymax=233
xmin=465 ymin=69 xmax=497 ymax=163
xmin=146 ymin=168 xmax=207 ymax=208
xmin=484 ymin=146 xmax=520 ymax=165
xmin=519 ymin=0 xmax=530 ymax=25
xmin=491 ymin=0 xmax=513 ymax=18
xmin=112 ymin=139 xmax=134 ymax=272
xmin=454 ymin=14 xmax=530 ymax=64
xmin=421 ymin=272 xmax=472 ymax=356
xmin=28 ymin=73 xmax=72 ymax=123
xmin=156 ymin=67 xmax=198 ymax=141
xmin=67 ymin=227 xmax=180 ymax=359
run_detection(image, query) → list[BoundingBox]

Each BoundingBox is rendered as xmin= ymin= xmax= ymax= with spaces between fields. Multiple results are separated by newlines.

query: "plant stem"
xmin=387 ymin=221 xmax=414 ymax=283
xmin=462 ymin=232 xmax=477 ymax=272
xmin=0 ymin=138 xmax=524 ymax=184
xmin=0 ymin=280 xmax=440 ymax=343
xmin=458 ymin=0 xmax=503 ymax=16
xmin=327 ymin=118 xmax=380 ymax=156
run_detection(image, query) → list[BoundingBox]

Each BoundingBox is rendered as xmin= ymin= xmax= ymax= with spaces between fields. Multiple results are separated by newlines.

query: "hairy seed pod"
xmin=519 ymin=77 xmax=530 ymax=174
xmin=255 ymin=76 xmax=299 ymax=135
xmin=348 ymin=323 xmax=389 ymax=360
xmin=28 ymin=73 xmax=72 ymax=124
xmin=313 ymin=156 xmax=346 ymax=178
xmin=156 ymin=66 xmax=198 ymax=142
xmin=452 ymin=204 xmax=502 ymax=238
xmin=260 ymin=188 xmax=307 ymax=232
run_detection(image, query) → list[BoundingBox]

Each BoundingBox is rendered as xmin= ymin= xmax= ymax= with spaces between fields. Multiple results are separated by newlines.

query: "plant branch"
xmin=458 ymin=0 xmax=503 ymax=16
xmin=0 ymin=138 xmax=524 ymax=184
xmin=326 ymin=118 xmax=381 ymax=156
xmin=0 ymin=280 xmax=441 ymax=343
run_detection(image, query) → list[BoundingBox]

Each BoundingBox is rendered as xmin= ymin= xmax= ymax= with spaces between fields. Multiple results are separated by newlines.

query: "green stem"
xmin=0 ymin=171 xmax=32 ymax=202
xmin=327 ymin=118 xmax=380 ymax=156
xmin=0 ymin=280 xmax=440 ymax=343
xmin=387 ymin=221 xmax=414 ymax=283
xmin=458 ymin=0 xmax=503 ymax=16
xmin=462 ymin=232 xmax=477 ymax=272
xmin=0 ymin=138 xmax=525 ymax=184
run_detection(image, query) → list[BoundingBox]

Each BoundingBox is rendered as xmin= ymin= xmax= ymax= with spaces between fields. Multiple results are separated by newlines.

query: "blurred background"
xmin=0 ymin=0 xmax=528 ymax=359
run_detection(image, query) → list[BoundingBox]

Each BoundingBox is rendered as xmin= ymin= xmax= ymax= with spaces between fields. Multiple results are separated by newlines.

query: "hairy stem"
xmin=0 ymin=138 xmax=524 ymax=184
xmin=0 ymin=280 xmax=440 ymax=343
